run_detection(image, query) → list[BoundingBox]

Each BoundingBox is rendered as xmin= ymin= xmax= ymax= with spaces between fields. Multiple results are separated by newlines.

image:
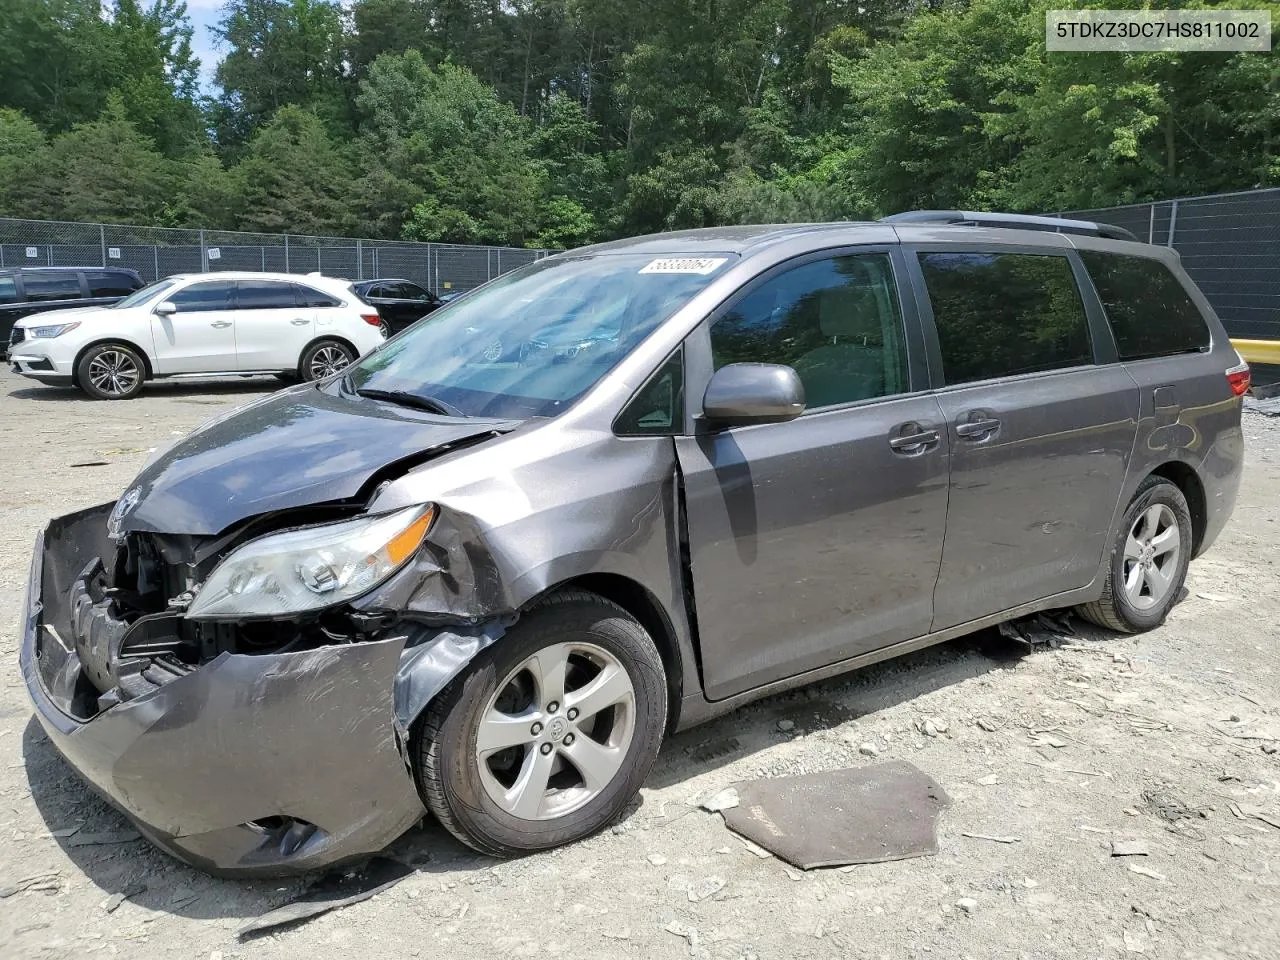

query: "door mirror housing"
xmin=154 ymin=300 xmax=176 ymax=316
xmin=702 ymin=363 xmax=806 ymax=428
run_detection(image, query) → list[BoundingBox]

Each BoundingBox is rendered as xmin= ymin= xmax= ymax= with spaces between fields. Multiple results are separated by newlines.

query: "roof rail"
xmin=880 ymin=210 xmax=1139 ymax=243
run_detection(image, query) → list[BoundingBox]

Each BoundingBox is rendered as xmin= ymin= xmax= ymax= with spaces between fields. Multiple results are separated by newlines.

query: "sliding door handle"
xmin=955 ymin=417 xmax=1000 ymax=439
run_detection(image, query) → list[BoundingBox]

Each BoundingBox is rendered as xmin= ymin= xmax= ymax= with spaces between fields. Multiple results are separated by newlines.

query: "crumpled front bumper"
xmin=19 ymin=505 xmax=426 ymax=877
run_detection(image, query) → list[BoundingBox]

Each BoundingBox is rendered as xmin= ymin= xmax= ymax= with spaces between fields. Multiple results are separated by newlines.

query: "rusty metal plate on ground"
xmin=720 ymin=761 xmax=950 ymax=869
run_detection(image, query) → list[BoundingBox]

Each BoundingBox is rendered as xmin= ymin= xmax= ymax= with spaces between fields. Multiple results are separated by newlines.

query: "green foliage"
xmin=1 ymin=0 xmax=1278 ymax=244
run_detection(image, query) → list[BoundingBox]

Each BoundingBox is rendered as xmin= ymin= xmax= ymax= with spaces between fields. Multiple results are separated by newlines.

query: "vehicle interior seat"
xmin=791 ymin=284 xmax=888 ymax=408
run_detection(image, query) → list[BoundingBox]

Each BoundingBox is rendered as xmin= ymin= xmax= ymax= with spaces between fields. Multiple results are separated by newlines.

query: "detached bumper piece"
xmin=20 ymin=505 xmax=426 ymax=876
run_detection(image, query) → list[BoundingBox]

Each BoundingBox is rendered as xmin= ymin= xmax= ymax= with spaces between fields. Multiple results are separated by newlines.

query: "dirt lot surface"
xmin=1 ymin=367 xmax=1278 ymax=960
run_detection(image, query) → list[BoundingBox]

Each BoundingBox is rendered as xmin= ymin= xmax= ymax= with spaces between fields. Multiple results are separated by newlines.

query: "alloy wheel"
xmin=1122 ymin=503 xmax=1181 ymax=610
xmin=475 ymin=642 xmax=636 ymax=821
xmin=309 ymin=345 xmax=351 ymax=379
xmin=87 ymin=350 xmax=140 ymax=397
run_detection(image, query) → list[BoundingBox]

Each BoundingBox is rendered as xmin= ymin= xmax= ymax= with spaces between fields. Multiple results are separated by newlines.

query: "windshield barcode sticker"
xmin=639 ymin=257 xmax=728 ymax=275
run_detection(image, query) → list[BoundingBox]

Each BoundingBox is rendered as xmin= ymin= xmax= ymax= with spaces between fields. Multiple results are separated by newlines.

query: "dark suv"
xmin=21 ymin=213 xmax=1244 ymax=875
xmin=350 ymin=278 xmax=442 ymax=335
xmin=2 ymin=266 xmax=144 ymax=355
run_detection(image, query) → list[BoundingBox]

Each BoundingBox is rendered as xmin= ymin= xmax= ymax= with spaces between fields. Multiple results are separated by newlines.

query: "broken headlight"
xmin=186 ymin=505 xmax=435 ymax=619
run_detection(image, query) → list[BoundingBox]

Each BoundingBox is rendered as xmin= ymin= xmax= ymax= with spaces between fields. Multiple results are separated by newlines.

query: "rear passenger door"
xmin=17 ymin=270 xmax=84 ymax=321
xmin=676 ymin=248 xmax=950 ymax=700
xmin=907 ymin=247 xmax=1140 ymax=630
xmin=234 ymin=279 xmax=315 ymax=371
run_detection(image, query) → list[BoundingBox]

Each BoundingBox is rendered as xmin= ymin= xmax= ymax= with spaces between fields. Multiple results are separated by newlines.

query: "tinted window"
xmin=388 ymin=281 xmax=432 ymax=301
xmin=22 ymin=271 xmax=81 ymax=302
xmin=1079 ymin=251 xmax=1210 ymax=360
xmin=919 ymin=252 xmax=1092 ymax=385
xmin=615 ymin=347 xmax=684 ymax=435
xmin=169 ymin=280 xmax=237 ymax=312
xmin=85 ymin=271 xmax=139 ymax=298
xmin=711 ymin=253 xmax=908 ymax=409
xmin=0 ymin=277 xmax=16 ymax=304
xmin=294 ymin=283 xmax=341 ymax=308
xmin=237 ymin=280 xmax=297 ymax=309
xmin=364 ymin=284 xmax=387 ymax=298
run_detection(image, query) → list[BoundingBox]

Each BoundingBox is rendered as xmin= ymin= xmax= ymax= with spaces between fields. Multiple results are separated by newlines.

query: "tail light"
xmin=360 ymin=313 xmax=382 ymax=328
xmin=1226 ymin=359 xmax=1251 ymax=397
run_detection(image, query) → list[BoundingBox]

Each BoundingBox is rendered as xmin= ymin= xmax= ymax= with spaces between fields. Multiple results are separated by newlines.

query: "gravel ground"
xmin=1 ymin=367 xmax=1278 ymax=960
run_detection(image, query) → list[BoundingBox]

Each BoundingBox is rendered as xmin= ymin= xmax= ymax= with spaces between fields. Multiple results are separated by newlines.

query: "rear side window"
xmin=1079 ymin=251 xmax=1210 ymax=360
xmin=711 ymin=253 xmax=909 ymax=409
xmin=0 ymin=277 xmax=16 ymax=303
xmin=85 ymin=271 xmax=139 ymax=298
xmin=388 ymin=281 xmax=432 ymax=301
xmin=237 ymin=280 xmax=297 ymax=309
xmin=294 ymin=283 xmax=341 ymax=308
xmin=919 ymin=252 xmax=1092 ymax=384
xmin=22 ymin=271 xmax=82 ymax=302
xmin=169 ymin=280 xmax=237 ymax=312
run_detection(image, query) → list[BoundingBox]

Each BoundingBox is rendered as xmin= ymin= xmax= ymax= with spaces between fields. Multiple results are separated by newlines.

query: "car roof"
xmin=568 ymin=219 xmax=1168 ymax=260
xmin=165 ymin=271 xmax=352 ymax=286
xmin=0 ymin=265 xmax=139 ymax=275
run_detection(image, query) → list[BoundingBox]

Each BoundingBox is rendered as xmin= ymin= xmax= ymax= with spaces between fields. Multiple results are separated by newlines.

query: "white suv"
xmin=7 ymin=272 xmax=386 ymax=399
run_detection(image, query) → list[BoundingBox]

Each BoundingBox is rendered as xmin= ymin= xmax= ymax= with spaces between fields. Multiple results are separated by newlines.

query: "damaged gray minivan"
xmin=22 ymin=213 xmax=1245 ymax=875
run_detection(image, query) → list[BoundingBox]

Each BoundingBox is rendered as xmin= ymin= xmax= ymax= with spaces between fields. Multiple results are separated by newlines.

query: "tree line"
xmin=0 ymin=0 xmax=1276 ymax=248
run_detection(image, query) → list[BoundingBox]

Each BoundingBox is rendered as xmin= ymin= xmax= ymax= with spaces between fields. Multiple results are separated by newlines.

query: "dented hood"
xmin=118 ymin=383 xmax=519 ymax=536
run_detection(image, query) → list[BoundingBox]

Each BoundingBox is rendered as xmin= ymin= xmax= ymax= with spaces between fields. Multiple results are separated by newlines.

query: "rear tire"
xmin=414 ymin=590 xmax=667 ymax=858
xmin=1077 ymin=476 xmax=1192 ymax=633
xmin=76 ymin=343 xmax=145 ymax=400
xmin=298 ymin=339 xmax=355 ymax=382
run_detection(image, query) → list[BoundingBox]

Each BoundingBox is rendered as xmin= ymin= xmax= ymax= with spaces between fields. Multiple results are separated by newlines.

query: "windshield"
xmin=347 ymin=253 xmax=731 ymax=418
xmin=111 ymin=278 xmax=179 ymax=309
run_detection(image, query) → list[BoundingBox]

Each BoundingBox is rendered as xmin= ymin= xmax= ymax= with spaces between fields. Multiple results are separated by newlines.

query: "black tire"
xmin=414 ymin=589 xmax=667 ymax=858
xmin=76 ymin=343 xmax=146 ymax=400
xmin=298 ymin=339 xmax=356 ymax=382
xmin=1077 ymin=476 xmax=1193 ymax=633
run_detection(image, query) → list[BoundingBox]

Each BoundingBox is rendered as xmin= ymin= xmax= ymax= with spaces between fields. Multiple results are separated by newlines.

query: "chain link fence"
xmin=1060 ymin=188 xmax=1280 ymax=340
xmin=0 ymin=218 xmax=551 ymax=295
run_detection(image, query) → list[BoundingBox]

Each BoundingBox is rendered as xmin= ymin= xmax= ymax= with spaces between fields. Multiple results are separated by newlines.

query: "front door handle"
xmin=209 ymin=320 xmax=232 ymax=329
xmin=290 ymin=318 xmax=310 ymax=325
xmin=955 ymin=417 xmax=1001 ymax=439
xmin=889 ymin=423 xmax=940 ymax=453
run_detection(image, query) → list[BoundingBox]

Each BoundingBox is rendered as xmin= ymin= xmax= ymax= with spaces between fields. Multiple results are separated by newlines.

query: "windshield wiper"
xmin=355 ymin=387 xmax=463 ymax=417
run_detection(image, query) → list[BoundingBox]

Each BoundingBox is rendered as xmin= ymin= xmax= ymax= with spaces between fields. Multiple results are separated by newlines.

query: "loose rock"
xmin=646 ymin=853 xmax=667 ymax=866
xmin=976 ymin=718 xmax=998 ymax=732
xmin=1111 ymin=839 xmax=1150 ymax=857
xmin=777 ymin=719 xmax=795 ymax=733
xmin=955 ymin=898 xmax=978 ymax=914
xmin=858 ymin=743 xmax=879 ymax=757
xmin=687 ymin=876 xmax=726 ymax=903
xmin=922 ymin=720 xmax=939 ymax=738
xmin=700 ymin=788 xmax=740 ymax=813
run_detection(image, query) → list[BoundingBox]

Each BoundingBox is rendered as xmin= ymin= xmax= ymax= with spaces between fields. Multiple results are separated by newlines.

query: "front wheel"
xmin=1077 ymin=476 xmax=1192 ymax=633
xmin=299 ymin=340 xmax=355 ymax=382
xmin=76 ymin=343 xmax=145 ymax=400
xmin=415 ymin=590 xmax=667 ymax=857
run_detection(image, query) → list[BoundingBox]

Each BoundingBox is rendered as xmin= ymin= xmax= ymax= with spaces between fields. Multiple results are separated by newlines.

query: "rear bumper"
xmin=20 ymin=506 xmax=426 ymax=876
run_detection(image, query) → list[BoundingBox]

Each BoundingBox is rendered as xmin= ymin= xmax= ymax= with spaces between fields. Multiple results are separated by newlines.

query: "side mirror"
xmin=702 ymin=363 xmax=806 ymax=428
xmin=154 ymin=300 xmax=176 ymax=316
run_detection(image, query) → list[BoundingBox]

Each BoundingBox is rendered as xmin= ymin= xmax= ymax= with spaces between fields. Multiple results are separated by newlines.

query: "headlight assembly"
xmin=187 ymin=505 xmax=435 ymax=619
xmin=29 ymin=321 xmax=81 ymax=338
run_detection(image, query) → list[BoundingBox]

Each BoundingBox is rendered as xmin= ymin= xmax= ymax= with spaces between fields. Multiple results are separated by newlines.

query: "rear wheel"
xmin=76 ymin=343 xmax=145 ymax=400
xmin=299 ymin=340 xmax=355 ymax=382
xmin=1077 ymin=476 xmax=1192 ymax=632
xmin=415 ymin=590 xmax=667 ymax=857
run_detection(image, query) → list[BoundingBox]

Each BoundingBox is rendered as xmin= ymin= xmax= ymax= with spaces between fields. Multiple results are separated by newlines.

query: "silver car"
xmin=21 ymin=213 xmax=1246 ymax=875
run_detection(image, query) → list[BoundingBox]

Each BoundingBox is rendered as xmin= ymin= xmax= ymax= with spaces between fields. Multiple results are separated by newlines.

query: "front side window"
xmin=236 ymin=280 xmax=296 ymax=310
xmin=169 ymin=280 xmax=238 ymax=312
xmin=1079 ymin=251 xmax=1210 ymax=360
xmin=390 ymin=281 xmax=431 ymax=301
xmin=919 ymin=252 xmax=1092 ymax=385
xmin=710 ymin=253 xmax=908 ymax=409
xmin=348 ymin=253 xmax=729 ymax=419
xmin=23 ymin=271 xmax=81 ymax=302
